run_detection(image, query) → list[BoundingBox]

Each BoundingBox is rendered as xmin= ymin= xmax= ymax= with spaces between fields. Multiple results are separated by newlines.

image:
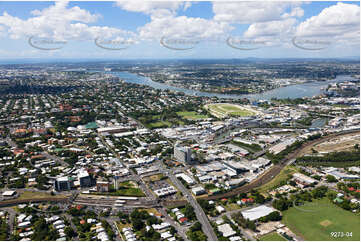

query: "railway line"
xmin=164 ymin=129 xmax=359 ymax=206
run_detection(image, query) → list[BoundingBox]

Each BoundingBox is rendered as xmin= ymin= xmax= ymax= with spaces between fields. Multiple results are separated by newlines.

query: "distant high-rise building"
xmin=174 ymin=145 xmax=192 ymax=163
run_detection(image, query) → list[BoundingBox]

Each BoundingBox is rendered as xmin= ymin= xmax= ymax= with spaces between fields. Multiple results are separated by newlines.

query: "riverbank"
xmin=107 ymin=71 xmax=355 ymax=101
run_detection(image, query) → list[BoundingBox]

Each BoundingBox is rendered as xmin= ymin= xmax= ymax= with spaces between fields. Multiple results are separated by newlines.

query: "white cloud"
xmin=116 ymin=0 xmax=186 ymax=17
xmin=0 ymin=1 xmax=134 ymax=41
xmin=138 ymin=15 xmax=232 ymax=40
xmin=116 ymin=1 xmax=230 ymax=41
xmin=282 ymin=7 xmax=304 ymax=19
xmin=212 ymin=1 xmax=302 ymax=24
xmin=244 ymin=18 xmax=297 ymax=39
xmin=296 ymin=2 xmax=359 ymax=41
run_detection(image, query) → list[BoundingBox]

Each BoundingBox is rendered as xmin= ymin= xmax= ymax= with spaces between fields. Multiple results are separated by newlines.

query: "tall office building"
xmin=174 ymin=146 xmax=192 ymax=163
xmin=54 ymin=177 xmax=71 ymax=191
xmin=78 ymin=170 xmax=91 ymax=187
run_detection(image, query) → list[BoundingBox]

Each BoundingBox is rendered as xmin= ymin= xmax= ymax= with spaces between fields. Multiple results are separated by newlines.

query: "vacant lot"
xmin=301 ymin=133 xmax=360 ymax=155
xmin=19 ymin=191 xmax=67 ymax=200
xmin=143 ymin=173 xmax=166 ymax=182
xmin=260 ymin=232 xmax=287 ymax=241
xmin=205 ymin=103 xmax=257 ymax=118
xmin=282 ymin=198 xmax=360 ymax=241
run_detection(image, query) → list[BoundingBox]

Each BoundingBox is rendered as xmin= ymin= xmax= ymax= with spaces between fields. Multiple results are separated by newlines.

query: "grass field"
xmin=224 ymin=203 xmax=241 ymax=211
xmin=260 ymin=232 xmax=287 ymax=241
xmin=257 ymin=166 xmax=298 ymax=194
xmin=205 ymin=103 xmax=257 ymax=118
xmin=147 ymin=120 xmax=172 ymax=128
xmin=141 ymin=114 xmax=184 ymax=129
xmin=119 ymin=181 xmax=136 ymax=188
xmin=176 ymin=111 xmax=209 ymax=120
xmin=282 ymin=198 xmax=360 ymax=241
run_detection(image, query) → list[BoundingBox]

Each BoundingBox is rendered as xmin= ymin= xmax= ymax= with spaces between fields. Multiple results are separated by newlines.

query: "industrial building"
xmin=241 ymin=205 xmax=276 ymax=221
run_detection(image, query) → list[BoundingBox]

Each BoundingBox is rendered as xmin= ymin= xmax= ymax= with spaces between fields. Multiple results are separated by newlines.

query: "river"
xmin=107 ymin=71 xmax=355 ymax=101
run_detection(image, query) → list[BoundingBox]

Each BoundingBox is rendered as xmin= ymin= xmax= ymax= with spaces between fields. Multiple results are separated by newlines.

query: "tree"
xmin=169 ymin=226 xmax=177 ymax=235
xmin=184 ymin=204 xmax=196 ymax=220
xmin=64 ymin=227 xmax=77 ymax=239
xmin=311 ymin=186 xmax=328 ymax=199
xmin=146 ymin=216 xmax=160 ymax=226
xmin=0 ymin=218 xmax=9 ymax=240
xmin=190 ymin=222 xmax=202 ymax=232
xmin=289 ymin=180 xmax=297 ymax=186
xmin=326 ymin=175 xmax=338 ymax=183
xmin=132 ymin=218 xmax=145 ymax=231
xmin=272 ymin=198 xmax=292 ymax=211
xmin=117 ymin=211 xmax=129 ymax=220
xmin=266 ymin=211 xmax=282 ymax=221
xmin=254 ymin=193 xmax=266 ymax=204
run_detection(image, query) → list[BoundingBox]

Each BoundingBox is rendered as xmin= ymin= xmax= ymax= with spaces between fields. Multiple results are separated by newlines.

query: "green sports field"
xmin=205 ymin=103 xmax=256 ymax=118
xmin=176 ymin=111 xmax=209 ymax=120
xmin=260 ymin=232 xmax=287 ymax=241
xmin=282 ymin=198 xmax=360 ymax=241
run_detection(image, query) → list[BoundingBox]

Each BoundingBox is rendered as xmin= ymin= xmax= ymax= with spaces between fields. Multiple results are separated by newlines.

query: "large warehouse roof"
xmin=241 ymin=205 xmax=276 ymax=221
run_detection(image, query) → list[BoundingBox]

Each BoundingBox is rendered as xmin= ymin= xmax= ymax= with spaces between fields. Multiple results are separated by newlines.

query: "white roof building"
xmin=175 ymin=173 xmax=195 ymax=185
xmin=216 ymin=205 xmax=225 ymax=213
xmin=241 ymin=205 xmax=276 ymax=221
xmin=217 ymin=223 xmax=236 ymax=238
xmin=2 ymin=190 xmax=16 ymax=196
xmin=192 ymin=186 xmax=206 ymax=195
xmin=160 ymin=232 xmax=173 ymax=240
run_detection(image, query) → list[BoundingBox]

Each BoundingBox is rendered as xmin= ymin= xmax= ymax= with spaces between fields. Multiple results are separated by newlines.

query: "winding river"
xmin=107 ymin=71 xmax=355 ymax=101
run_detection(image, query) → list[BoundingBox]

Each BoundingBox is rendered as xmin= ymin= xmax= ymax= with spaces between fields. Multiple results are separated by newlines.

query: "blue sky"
xmin=0 ymin=1 xmax=359 ymax=59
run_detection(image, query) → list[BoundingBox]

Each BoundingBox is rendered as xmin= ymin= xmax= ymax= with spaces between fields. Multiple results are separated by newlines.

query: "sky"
xmin=0 ymin=0 xmax=359 ymax=60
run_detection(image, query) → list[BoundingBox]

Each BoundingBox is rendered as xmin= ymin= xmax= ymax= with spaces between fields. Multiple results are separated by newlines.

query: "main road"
xmin=165 ymin=167 xmax=218 ymax=241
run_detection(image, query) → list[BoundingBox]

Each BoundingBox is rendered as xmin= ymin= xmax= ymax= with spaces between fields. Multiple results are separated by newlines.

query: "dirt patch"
xmin=299 ymin=132 xmax=360 ymax=156
xmin=320 ymin=220 xmax=332 ymax=227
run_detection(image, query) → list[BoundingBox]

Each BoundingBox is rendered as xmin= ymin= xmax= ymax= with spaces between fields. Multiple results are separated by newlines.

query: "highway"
xmin=166 ymin=167 xmax=218 ymax=241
